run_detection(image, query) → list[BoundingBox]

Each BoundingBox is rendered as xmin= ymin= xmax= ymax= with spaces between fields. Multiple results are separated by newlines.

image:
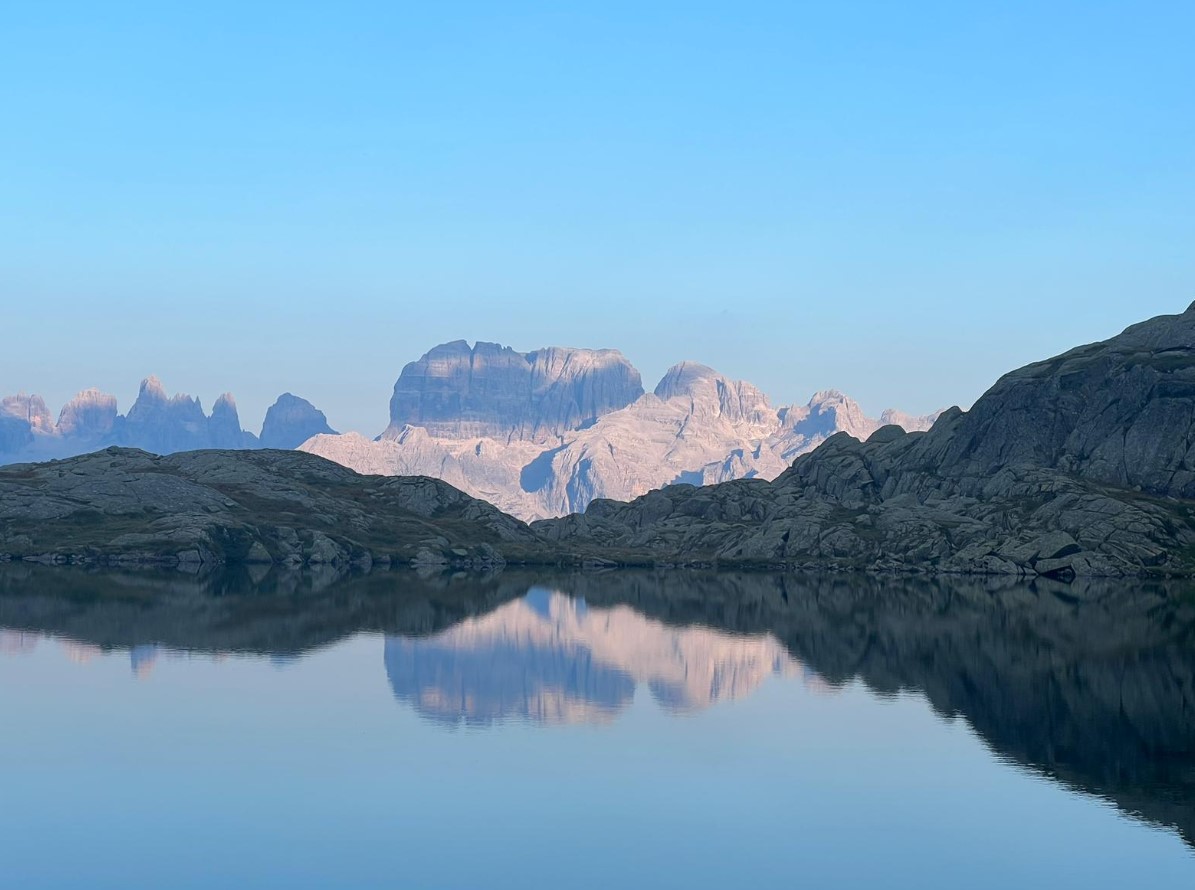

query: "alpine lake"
xmin=2 ymin=564 xmax=1193 ymax=888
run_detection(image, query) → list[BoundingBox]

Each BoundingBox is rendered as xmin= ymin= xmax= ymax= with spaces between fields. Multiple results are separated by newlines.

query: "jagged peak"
xmin=59 ymin=388 xmax=118 ymax=411
xmin=807 ymin=389 xmax=853 ymax=407
xmin=654 ymin=362 xmax=730 ymax=399
xmin=138 ymin=375 xmax=167 ymax=398
xmin=260 ymin=393 xmax=336 ymax=449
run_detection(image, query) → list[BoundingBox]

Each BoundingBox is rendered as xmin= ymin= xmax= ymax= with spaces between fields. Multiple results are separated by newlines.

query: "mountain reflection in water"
xmin=1 ymin=563 xmax=1194 ymax=853
xmin=384 ymin=587 xmax=812 ymax=726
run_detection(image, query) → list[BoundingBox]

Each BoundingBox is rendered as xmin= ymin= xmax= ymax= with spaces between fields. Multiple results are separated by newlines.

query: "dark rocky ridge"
xmin=535 ymin=304 xmax=1195 ymax=577
xmin=0 ymin=447 xmax=545 ymax=569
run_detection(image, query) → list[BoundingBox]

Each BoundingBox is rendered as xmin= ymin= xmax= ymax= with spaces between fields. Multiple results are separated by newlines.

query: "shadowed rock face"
xmin=535 ymin=305 xmax=1195 ymax=577
xmin=1 ymin=566 xmax=1192 ymax=848
xmin=259 ymin=393 xmax=336 ymax=449
xmin=384 ymin=341 xmax=645 ymax=442
xmin=0 ymin=416 xmax=33 ymax=453
xmin=934 ymin=306 xmax=1195 ymax=498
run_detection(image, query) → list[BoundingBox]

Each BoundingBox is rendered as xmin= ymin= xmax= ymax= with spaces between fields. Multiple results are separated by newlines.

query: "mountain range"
xmin=301 ymin=340 xmax=941 ymax=518
xmin=0 ymin=378 xmax=333 ymax=463
xmin=1 ymin=341 xmax=939 ymax=520
xmin=4 ymin=303 xmax=1193 ymax=577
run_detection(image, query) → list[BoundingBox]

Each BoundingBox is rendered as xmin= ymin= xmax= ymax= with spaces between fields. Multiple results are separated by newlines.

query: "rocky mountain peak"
xmin=0 ymin=394 xmax=54 ymax=433
xmin=260 ymin=393 xmax=337 ymax=449
xmin=209 ymin=393 xmax=255 ymax=450
xmin=121 ymin=377 xmax=208 ymax=453
xmin=55 ymin=389 xmax=119 ymax=441
xmin=213 ymin=392 xmax=238 ymax=412
xmin=384 ymin=341 xmax=644 ymax=442
xmin=654 ymin=362 xmax=775 ymax=429
xmin=653 ymin=362 xmax=721 ymax=399
xmin=138 ymin=375 xmax=168 ymax=402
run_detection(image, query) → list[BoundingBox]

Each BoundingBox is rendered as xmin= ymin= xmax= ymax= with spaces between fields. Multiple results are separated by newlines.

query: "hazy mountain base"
xmin=2 ymin=563 xmax=1192 ymax=848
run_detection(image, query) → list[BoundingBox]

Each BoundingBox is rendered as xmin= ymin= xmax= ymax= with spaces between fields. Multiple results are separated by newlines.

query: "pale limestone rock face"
xmin=384 ymin=340 xmax=643 ymax=442
xmin=305 ymin=344 xmax=939 ymax=521
xmin=880 ymin=407 xmax=944 ymax=431
xmin=55 ymin=388 xmax=119 ymax=441
xmin=0 ymin=394 xmax=54 ymax=433
xmin=259 ymin=393 xmax=336 ymax=449
xmin=653 ymin=362 xmax=776 ymax=432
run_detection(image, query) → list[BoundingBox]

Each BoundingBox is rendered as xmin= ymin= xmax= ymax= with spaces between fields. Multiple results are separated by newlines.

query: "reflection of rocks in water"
xmin=0 ymin=629 xmax=38 ymax=655
xmin=61 ymin=640 xmax=103 ymax=665
xmin=129 ymin=644 xmax=159 ymax=678
xmin=2 ymin=563 xmax=1194 ymax=848
xmin=561 ymin=571 xmax=1195 ymax=848
xmin=384 ymin=588 xmax=802 ymax=726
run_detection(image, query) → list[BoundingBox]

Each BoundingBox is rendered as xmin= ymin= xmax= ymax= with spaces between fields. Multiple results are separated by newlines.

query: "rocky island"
xmin=4 ymin=304 xmax=1195 ymax=577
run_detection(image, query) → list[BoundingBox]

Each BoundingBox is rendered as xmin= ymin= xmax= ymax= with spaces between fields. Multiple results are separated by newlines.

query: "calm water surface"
xmin=1 ymin=567 xmax=1193 ymax=888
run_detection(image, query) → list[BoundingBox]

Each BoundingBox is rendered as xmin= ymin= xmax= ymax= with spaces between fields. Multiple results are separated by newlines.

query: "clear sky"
xmin=3 ymin=1 xmax=1193 ymax=435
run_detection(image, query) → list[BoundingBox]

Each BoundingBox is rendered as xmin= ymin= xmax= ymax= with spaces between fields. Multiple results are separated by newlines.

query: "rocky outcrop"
xmin=259 ymin=393 xmax=336 ymax=449
xmin=535 ymin=305 xmax=1195 ymax=578
xmin=929 ymin=310 xmax=1195 ymax=498
xmin=308 ymin=344 xmax=938 ymax=520
xmin=384 ymin=341 xmax=645 ymax=441
xmin=0 ymin=447 xmax=541 ymax=568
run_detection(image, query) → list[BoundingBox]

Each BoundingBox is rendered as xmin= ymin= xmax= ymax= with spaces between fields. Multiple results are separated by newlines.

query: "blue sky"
xmin=3 ymin=1 xmax=1193 ymax=434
